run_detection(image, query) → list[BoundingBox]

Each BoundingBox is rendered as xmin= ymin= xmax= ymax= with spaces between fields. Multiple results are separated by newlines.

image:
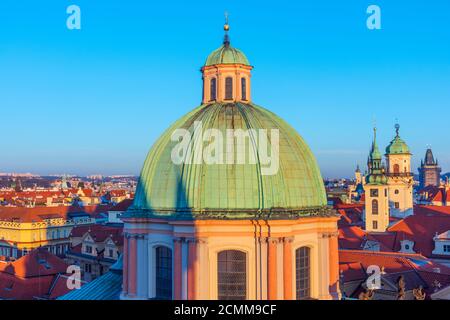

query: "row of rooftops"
xmin=0 ymin=248 xmax=74 ymax=299
xmin=0 ymin=198 xmax=134 ymax=224
xmin=336 ymin=203 xmax=450 ymax=299
xmin=337 ymin=203 xmax=450 ymax=258
xmin=417 ymin=184 xmax=450 ymax=205
xmin=0 ymin=188 xmax=133 ymax=207
xmin=339 ymin=249 xmax=450 ymax=299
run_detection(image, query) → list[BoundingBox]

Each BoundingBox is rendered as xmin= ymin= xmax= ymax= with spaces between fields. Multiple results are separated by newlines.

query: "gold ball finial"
xmin=224 ymin=11 xmax=229 ymax=31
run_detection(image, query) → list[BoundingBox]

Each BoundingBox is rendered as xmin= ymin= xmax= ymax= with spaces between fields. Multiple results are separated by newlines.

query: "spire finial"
xmin=223 ymin=11 xmax=230 ymax=47
xmin=395 ymin=120 xmax=400 ymax=137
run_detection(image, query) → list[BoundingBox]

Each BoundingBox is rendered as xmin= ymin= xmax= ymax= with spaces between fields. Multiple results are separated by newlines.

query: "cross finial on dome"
xmin=223 ymin=11 xmax=230 ymax=47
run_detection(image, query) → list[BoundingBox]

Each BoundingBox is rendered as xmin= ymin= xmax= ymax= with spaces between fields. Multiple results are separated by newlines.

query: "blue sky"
xmin=0 ymin=0 xmax=449 ymax=178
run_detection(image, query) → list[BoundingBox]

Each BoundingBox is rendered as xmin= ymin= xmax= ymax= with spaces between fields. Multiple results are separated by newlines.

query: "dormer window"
xmin=400 ymin=240 xmax=415 ymax=253
xmin=241 ymin=77 xmax=247 ymax=100
xmin=210 ymin=78 xmax=217 ymax=101
xmin=225 ymin=77 xmax=233 ymax=100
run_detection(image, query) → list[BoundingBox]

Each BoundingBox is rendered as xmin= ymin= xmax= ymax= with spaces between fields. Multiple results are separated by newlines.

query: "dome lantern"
xmin=201 ymin=17 xmax=253 ymax=104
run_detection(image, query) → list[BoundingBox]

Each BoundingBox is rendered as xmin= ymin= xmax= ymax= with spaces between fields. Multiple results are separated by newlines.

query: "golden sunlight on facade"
xmin=363 ymin=125 xmax=414 ymax=232
xmin=0 ymin=206 xmax=101 ymax=258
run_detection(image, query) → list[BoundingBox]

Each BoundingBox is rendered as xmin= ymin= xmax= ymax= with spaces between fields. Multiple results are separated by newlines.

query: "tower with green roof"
xmin=385 ymin=123 xmax=414 ymax=218
xmin=364 ymin=128 xmax=390 ymax=232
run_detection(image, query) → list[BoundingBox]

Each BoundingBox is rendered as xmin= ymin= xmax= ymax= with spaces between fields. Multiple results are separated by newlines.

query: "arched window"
xmin=372 ymin=199 xmax=379 ymax=215
xmin=225 ymin=77 xmax=233 ymax=100
xmin=296 ymin=247 xmax=311 ymax=299
xmin=210 ymin=78 xmax=217 ymax=101
xmin=217 ymin=250 xmax=246 ymax=300
xmin=241 ymin=77 xmax=247 ymax=100
xmin=155 ymin=246 xmax=172 ymax=299
xmin=393 ymin=164 xmax=400 ymax=174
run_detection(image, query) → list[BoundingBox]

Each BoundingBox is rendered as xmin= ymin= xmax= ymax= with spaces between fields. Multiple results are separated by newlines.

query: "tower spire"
xmin=223 ymin=11 xmax=230 ymax=47
xmin=372 ymin=127 xmax=379 ymax=153
xmin=395 ymin=122 xmax=400 ymax=137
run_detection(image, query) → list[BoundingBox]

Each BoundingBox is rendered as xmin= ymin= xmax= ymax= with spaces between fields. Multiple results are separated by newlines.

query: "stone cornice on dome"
xmin=123 ymin=205 xmax=337 ymax=221
xmin=201 ymin=63 xmax=253 ymax=71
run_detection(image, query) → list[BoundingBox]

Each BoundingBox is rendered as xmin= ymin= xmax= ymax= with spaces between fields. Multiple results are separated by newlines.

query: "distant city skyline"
xmin=1 ymin=1 xmax=449 ymax=178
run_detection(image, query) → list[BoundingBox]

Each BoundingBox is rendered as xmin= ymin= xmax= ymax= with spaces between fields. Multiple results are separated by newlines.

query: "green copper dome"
xmin=386 ymin=136 xmax=410 ymax=155
xmin=386 ymin=124 xmax=410 ymax=155
xmin=131 ymin=103 xmax=329 ymax=219
xmin=205 ymin=45 xmax=250 ymax=67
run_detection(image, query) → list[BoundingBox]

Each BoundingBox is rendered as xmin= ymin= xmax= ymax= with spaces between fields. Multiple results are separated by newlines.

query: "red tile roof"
xmin=70 ymin=224 xmax=123 ymax=245
xmin=337 ymin=206 xmax=364 ymax=228
xmin=387 ymin=206 xmax=450 ymax=257
xmin=47 ymin=274 xmax=87 ymax=299
xmin=340 ymin=250 xmax=426 ymax=274
xmin=0 ymin=204 xmax=112 ymax=223
xmin=338 ymin=226 xmax=366 ymax=250
xmin=0 ymin=248 xmax=68 ymax=278
xmin=109 ymin=198 xmax=133 ymax=212
xmin=0 ymin=273 xmax=56 ymax=299
xmin=339 ymin=250 xmax=450 ymax=295
xmin=0 ymin=248 xmax=70 ymax=300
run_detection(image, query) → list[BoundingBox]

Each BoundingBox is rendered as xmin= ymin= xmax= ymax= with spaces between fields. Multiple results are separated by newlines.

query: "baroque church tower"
xmin=364 ymin=128 xmax=390 ymax=232
xmin=385 ymin=124 xmax=413 ymax=218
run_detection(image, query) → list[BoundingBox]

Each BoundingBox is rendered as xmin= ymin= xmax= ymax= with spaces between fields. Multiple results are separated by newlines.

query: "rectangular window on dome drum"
xmin=225 ymin=77 xmax=233 ymax=100
xmin=241 ymin=78 xmax=247 ymax=100
xmin=210 ymin=78 xmax=217 ymax=101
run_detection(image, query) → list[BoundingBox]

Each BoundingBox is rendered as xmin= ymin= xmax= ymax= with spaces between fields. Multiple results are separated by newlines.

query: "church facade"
xmin=120 ymin=23 xmax=340 ymax=300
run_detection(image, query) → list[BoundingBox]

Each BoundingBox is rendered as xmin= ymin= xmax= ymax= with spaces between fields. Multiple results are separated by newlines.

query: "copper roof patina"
xmin=128 ymin=102 xmax=331 ymax=220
